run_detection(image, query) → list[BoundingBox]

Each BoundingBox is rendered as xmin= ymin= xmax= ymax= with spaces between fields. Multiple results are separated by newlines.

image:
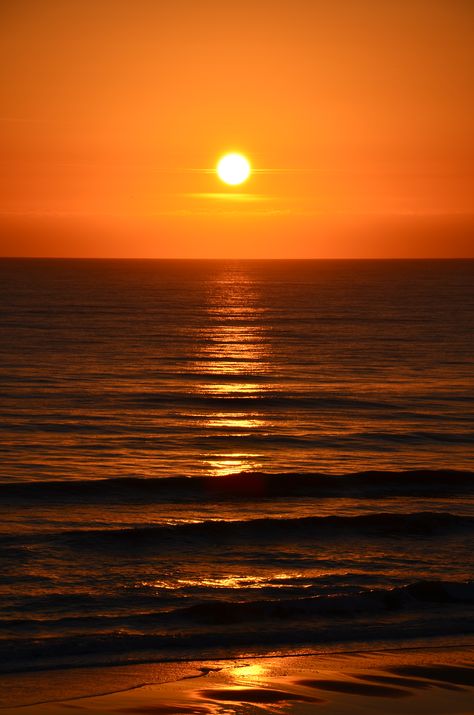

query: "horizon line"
xmin=1 ymin=256 xmax=473 ymax=262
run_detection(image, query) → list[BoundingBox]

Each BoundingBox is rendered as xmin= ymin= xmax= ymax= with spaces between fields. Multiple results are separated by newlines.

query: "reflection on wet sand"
xmin=296 ymin=678 xmax=410 ymax=698
xmin=4 ymin=647 xmax=473 ymax=715
xmin=228 ymin=662 xmax=267 ymax=679
xmin=198 ymin=686 xmax=320 ymax=704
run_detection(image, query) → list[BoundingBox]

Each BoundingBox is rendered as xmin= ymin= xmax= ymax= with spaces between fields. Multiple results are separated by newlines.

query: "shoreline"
xmin=2 ymin=635 xmax=473 ymax=713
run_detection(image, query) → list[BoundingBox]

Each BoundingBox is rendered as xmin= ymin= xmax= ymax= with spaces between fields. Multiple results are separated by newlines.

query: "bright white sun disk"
xmin=216 ymin=153 xmax=251 ymax=186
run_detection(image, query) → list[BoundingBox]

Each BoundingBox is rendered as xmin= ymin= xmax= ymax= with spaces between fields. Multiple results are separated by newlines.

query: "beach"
xmin=2 ymin=641 xmax=473 ymax=714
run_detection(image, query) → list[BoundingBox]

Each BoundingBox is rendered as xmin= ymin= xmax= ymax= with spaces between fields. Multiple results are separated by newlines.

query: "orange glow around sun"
xmin=0 ymin=1 xmax=473 ymax=257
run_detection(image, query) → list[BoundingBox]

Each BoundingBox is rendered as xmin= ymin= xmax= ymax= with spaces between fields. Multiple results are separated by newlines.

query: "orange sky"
xmin=1 ymin=0 xmax=473 ymax=257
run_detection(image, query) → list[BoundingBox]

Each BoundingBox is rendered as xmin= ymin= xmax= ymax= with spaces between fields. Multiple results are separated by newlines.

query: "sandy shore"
xmin=1 ymin=643 xmax=473 ymax=715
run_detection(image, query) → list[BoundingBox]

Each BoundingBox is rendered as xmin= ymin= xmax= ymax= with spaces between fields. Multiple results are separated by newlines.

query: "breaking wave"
xmin=1 ymin=579 xmax=473 ymax=674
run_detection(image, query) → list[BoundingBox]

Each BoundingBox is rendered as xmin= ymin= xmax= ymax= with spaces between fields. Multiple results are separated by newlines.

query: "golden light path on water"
xmin=191 ymin=266 xmax=271 ymax=477
xmin=203 ymin=454 xmax=263 ymax=477
xmin=205 ymin=414 xmax=266 ymax=429
xmin=140 ymin=573 xmax=311 ymax=590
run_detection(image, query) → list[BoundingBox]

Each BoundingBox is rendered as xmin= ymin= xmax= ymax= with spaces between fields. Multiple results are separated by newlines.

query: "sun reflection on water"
xmin=197 ymin=383 xmax=265 ymax=395
xmin=196 ymin=326 xmax=270 ymax=377
xmin=192 ymin=267 xmax=272 ymax=477
xmin=204 ymin=453 xmax=263 ymax=476
xmin=140 ymin=572 xmax=307 ymax=591
xmin=205 ymin=414 xmax=266 ymax=429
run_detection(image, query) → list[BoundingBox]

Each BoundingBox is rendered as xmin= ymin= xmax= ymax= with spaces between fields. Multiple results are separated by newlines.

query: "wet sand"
xmin=2 ymin=643 xmax=473 ymax=715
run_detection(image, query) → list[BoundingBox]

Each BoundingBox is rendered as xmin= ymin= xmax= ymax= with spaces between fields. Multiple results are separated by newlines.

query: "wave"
xmin=190 ymin=431 xmax=474 ymax=448
xmin=0 ymin=391 xmax=399 ymax=410
xmin=1 ymin=579 xmax=473 ymax=673
xmin=173 ymin=579 xmax=474 ymax=624
xmin=67 ymin=512 xmax=474 ymax=547
xmin=3 ymin=511 xmax=469 ymax=552
xmin=131 ymin=392 xmax=396 ymax=410
xmin=7 ymin=579 xmax=473 ymax=630
xmin=2 ymin=469 xmax=473 ymax=503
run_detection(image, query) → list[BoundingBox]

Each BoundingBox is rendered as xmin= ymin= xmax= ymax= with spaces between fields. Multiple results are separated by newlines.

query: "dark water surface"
xmin=0 ymin=259 xmax=473 ymax=672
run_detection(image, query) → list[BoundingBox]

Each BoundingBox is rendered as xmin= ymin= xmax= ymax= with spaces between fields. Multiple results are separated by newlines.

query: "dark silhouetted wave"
xmin=2 ymin=469 xmax=473 ymax=503
xmin=174 ymin=579 xmax=474 ymax=624
xmin=1 ymin=511 xmax=469 ymax=553
xmin=131 ymin=392 xmax=396 ymax=410
xmin=64 ymin=512 xmax=474 ymax=547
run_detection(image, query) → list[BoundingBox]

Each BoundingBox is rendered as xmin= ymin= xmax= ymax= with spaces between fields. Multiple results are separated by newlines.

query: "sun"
xmin=216 ymin=153 xmax=251 ymax=186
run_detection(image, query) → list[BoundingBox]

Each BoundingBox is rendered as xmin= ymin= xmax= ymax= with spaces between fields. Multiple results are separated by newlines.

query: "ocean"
xmin=0 ymin=258 xmax=473 ymax=673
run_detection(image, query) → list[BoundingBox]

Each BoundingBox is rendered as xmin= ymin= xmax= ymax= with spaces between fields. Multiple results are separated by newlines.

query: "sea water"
xmin=0 ymin=258 xmax=473 ymax=672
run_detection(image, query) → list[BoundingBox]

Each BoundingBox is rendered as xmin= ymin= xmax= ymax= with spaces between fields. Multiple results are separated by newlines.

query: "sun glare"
xmin=216 ymin=153 xmax=251 ymax=186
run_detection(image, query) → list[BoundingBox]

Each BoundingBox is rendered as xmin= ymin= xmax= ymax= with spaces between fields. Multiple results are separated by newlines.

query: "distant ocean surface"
xmin=0 ymin=258 xmax=473 ymax=672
